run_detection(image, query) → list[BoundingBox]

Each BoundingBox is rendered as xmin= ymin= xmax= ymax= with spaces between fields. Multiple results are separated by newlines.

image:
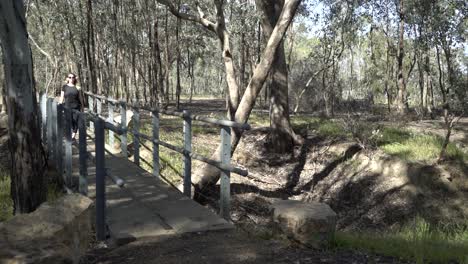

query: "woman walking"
xmin=60 ymin=73 xmax=84 ymax=139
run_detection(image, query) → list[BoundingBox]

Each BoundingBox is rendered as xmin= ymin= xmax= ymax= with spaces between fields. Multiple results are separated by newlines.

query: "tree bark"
xmin=191 ymin=0 xmax=302 ymax=200
xmin=257 ymin=0 xmax=302 ymax=153
xmin=176 ymin=16 xmax=181 ymax=109
xmin=0 ymin=0 xmax=47 ymax=214
xmin=86 ymin=0 xmax=98 ymax=94
xmin=396 ymin=0 xmax=407 ymax=114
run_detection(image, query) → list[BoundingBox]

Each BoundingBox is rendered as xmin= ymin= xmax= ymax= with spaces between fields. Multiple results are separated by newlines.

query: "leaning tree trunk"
xmin=191 ymin=0 xmax=302 ymax=200
xmin=257 ymin=0 xmax=302 ymax=153
xmin=0 ymin=0 xmax=47 ymax=214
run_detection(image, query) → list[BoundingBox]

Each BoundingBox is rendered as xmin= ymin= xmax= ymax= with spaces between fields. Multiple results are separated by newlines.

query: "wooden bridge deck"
xmin=71 ymin=138 xmax=233 ymax=245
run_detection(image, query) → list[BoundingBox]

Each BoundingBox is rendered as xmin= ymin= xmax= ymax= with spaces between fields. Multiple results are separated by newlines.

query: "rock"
xmin=0 ymin=193 xmax=93 ymax=264
xmin=113 ymin=110 xmax=134 ymax=127
xmin=271 ymin=200 xmax=336 ymax=248
xmin=0 ymin=114 xmax=8 ymax=129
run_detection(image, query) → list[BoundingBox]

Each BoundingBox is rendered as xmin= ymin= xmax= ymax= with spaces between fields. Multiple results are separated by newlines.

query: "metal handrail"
xmin=41 ymin=91 xmax=250 ymax=241
xmin=85 ymin=91 xmax=250 ymax=130
xmin=85 ymin=92 xmax=247 ymax=220
xmin=135 ymin=131 xmax=248 ymax=176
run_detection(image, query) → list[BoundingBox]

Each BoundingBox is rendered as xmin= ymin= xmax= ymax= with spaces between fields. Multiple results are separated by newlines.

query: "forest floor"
xmin=104 ymin=99 xmax=467 ymax=263
xmin=1 ymin=101 xmax=467 ymax=263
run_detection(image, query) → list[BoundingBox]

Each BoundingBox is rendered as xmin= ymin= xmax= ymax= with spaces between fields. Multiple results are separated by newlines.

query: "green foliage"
xmin=290 ymin=115 xmax=349 ymax=138
xmin=247 ymin=113 xmax=270 ymax=127
xmin=375 ymin=127 xmax=467 ymax=162
xmin=316 ymin=121 xmax=347 ymax=138
xmin=0 ymin=171 xmax=12 ymax=222
xmin=375 ymin=127 xmax=412 ymax=145
xmin=333 ymin=217 xmax=468 ymax=264
xmin=128 ymin=116 xmax=219 ymax=186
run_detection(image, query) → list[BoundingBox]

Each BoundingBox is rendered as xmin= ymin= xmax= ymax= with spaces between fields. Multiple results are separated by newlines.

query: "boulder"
xmin=113 ymin=110 xmax=134 ymax=127
xmin=271 ymin=200 xmax=336 ymax=248
xmin=0 ymin=194 xmax=93 ymax=264
xmin=0 ymin=114 xmax=8 ymax=129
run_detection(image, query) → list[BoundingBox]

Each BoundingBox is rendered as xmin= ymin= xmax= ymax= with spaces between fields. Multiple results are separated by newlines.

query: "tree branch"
xmin=154 ymin=0 xmax=217 ymax=32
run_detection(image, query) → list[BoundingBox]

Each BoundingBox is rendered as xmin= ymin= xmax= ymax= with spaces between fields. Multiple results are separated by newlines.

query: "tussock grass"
xmin=0 ymin=171 xmax=13 ymax=222
xmin=0 ymin=169 xmax=64 ymax=222
xmin=333 ymin=218 xmax=468 ymax=264
xmin=290 ymin=115 xmax=349 ymax=138
xmin=376 ymin=127 xmax=468 ymax=162
xmin=130 ymin=116 xmax=220 ymax=186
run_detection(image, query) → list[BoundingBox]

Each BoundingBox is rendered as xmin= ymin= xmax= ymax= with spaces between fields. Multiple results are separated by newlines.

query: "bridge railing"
xmin=39 ymin=92 xmax=250 ymax=240
xmin=84 ymin=92 xmax=251 ymax=221
xmin=40 ymin=93 xmax=124 ymax=240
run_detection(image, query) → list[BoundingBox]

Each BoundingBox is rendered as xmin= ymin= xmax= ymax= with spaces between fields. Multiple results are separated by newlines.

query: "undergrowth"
xmin=333 ymin=217 xmax=468 ymax=264
xmin=0 ymin=169 xmax=63 ymax=222
xmin=0 ymin=170 xmax=12 ymax=222
xmin=127 ymin=116 xmax=219 ymax=185
xmin=376 ymin=127 xmax=468 ymax=163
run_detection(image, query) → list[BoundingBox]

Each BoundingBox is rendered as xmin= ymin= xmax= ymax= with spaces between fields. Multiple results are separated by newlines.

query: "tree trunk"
xmin=424 ymin=55 xmax=433 ymax=116
xmin=395 ymin=0 xmax=407 ymax=114
xmin=86 ymin=0 xmax=98 ymax=94
xmin=257 ymin=0 xmax=301 ymax=153
xmin=192 ymin=0 xmax=302 ymax=200
xmin=0 ymin=0 xmax=47 ymax=214
xmin=214 ymin=4 xmax=240 ymax=120
xmin=164 ymin=8 xmax=171 ymax=105
xmin=176 ymin=16 xmax=181 ymax=110
xmin=153 ymin=18 xmax=164 ymax=106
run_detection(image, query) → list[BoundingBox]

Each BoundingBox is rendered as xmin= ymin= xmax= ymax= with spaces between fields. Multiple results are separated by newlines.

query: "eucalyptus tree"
xmin=152 ymin=0 xmax=302 ymax=196
xmin=0 ymin=0 xmax=47 ymax=214
xmin=257 ymin=0 xmax=303 ymax=153
xmin=429 ymin=0 xmax=467 ymax=161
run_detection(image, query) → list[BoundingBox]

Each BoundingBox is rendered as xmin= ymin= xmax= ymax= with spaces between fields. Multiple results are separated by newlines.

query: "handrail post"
xmin=95 ymin=118 xmax=106 ymax=241
xmin=219 ymin=126 xmax=231 ymax=220
xmin=108 ymin=100 xmax=114 ymax=149
xmin=46 ymin=98 xmax=53 ymax=157
xmin=56 ymin=103 xmax=64 ymax=181
xmin=79 ymin=112 xmax=88 ymax=195
xmin=183 ymin=110 xmax=192 ymax=197
xmin=64 ymin=107 xmax=73 ymax=188
xmin=51 ymin=101 xmax=58 ymax=165
xmin=89 ymin=95 xmax=94 ymax=131
xmin=152 ymin=110 xmax=160 ymax=178
xmin=40 ymin=93 xmax=47 ymax=142
xmin=120 ymin=103 xmax=128 ymax=157
xmin=133 ymin=107 xmax=140 ymax=165
xmin=97 ymin=97 xmax=102 ymax=117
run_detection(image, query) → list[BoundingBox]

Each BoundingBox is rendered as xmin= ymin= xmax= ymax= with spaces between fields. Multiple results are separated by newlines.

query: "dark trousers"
xmin=72 ymin=109 xmax=80 ymax=133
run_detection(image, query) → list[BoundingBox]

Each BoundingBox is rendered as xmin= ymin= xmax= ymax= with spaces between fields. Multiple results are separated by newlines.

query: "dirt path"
xmin=81 ymin=230 xmax=407 ymax=264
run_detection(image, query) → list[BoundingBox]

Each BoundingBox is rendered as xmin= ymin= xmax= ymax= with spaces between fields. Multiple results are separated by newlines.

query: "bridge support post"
xmin=56 ymin=103 xmax=64 ymax=181
xmin=133 ymin=107 xmax=140 ymax=166
xmin=64 ymin=107 xmax=73 ymax=188
xmin=79 ymin=112 xmax=88 ymax=195
xmin=108 ymin=101 xmax=114 ymax=148
xmin=120 ymin=103 xmax=128 ymax=157
xmin=220 ymin=126 xmax=231 ymax=220
xmin=96 ymin=97 xmax=102 ymax=117
xmin=183 ymin=110 xmax=192 ymax=197
xmin=46 ymin=98 xmax=53 ymax=159
xmin=40 ymin=93 xmax=47 ymax=142
xmin=88 ymin=95 xmax=94 ymax=131
xmin=95 ymin=118 xmax=107 ymax=241
xmin=152 ymin=110 xmax=160 ymax=178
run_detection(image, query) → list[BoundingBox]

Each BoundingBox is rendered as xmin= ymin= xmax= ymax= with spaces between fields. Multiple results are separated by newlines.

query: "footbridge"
xmin=39 ymin=92 xmax=250 ymax=244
